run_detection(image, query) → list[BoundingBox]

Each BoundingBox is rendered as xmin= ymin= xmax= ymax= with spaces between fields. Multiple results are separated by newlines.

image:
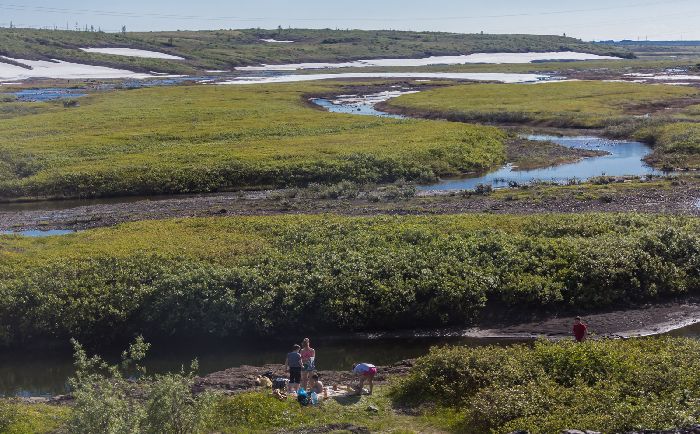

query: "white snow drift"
xmin=0 ymin=57 xmax=158 ymax=81
xmin=221 ymin=72 xmax=551 ymax=85
xmin=80 ymin=48 xmax=184 ymax=60
xmin=235 ymin=52 xmax=621 ymax=71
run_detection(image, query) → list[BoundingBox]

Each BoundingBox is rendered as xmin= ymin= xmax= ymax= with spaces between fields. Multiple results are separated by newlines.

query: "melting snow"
xmin=236 ymin=52 xmax=621 ymax=71
xmin=260 ymin=39 xmax=295 ymax=43
xmin=220 ymin=72 xmax=551 ymax=85
xmin=80 ymin=48 xmax=184 ymax=60
xmin=0 ymin=57 xmax=162 ymax=81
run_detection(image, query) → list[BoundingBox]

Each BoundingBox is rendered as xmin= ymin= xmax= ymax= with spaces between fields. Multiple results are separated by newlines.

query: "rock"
xmin=366 ymin=404 xmax=379 ymax=413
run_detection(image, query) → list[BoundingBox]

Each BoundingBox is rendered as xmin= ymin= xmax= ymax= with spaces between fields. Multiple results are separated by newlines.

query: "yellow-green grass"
xmin=384 ymin=80 xmax=700 ymax=128
xmin=641 ymin=121 xmax=700 ymax=168
xmin=0 ymin=82 xmax=505 ymax=200
xmin=0 ymin=400 xmax=69 ymax=434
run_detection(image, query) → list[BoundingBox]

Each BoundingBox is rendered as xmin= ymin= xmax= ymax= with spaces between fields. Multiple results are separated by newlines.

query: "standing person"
xmin=352 ymin=363 xmax=377 ymax=395
xmin=300 ymin=337 xmax=316 ymax=389
xmin=573 ymin=316 xmax=588 ymax=342
xmin=284 ymin=344 xmax=302 ymax=393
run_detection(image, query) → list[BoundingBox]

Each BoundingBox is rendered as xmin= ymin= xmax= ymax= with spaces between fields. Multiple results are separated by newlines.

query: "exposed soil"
xmin=0 ymin=178 xmax=698 ymax=232
xmin=506 ymin=136 xmax=608 ymax=170
xmin=192 ymin=297 xmax=700 ymax=396
xmin=192 ymin=359 xmax=414 ymax=395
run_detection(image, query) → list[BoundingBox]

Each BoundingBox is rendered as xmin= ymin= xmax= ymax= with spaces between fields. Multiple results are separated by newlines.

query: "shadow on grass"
xmin=332 ymin=394 xmax=362 ymax=406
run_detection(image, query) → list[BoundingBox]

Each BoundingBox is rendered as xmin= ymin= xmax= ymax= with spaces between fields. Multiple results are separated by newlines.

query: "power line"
xmin=0 ymin=0 xmax=695 ymax=23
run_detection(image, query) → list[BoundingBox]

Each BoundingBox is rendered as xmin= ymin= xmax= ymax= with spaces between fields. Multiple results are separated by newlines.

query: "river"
xmin=312 ymin=91 xmax=666 ymax=190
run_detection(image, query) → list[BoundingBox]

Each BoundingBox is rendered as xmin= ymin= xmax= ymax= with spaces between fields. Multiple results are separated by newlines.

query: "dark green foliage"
xmin=0 ymin=214 xmax=698 ymax=346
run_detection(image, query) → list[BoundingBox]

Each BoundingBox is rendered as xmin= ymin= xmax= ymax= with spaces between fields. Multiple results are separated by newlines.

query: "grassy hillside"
xmin=384 ymin=81 xmax=700 ymax=169
xmin=0 ymin=28 xmax=632 ymax=73
xmin=0 ymin=213 xmax=697 ymax=346
xmin=0 ymin=82 xmax=505 ymax=200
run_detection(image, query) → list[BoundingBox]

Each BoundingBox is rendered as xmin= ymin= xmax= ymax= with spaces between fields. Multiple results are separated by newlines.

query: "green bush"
xmin=66 ymin=337 xmax=219 ymax=434
xmin=391 ymin=338 xmax=700 ymax=433
xmin=0 ymin=214 xmax=698 ymax=345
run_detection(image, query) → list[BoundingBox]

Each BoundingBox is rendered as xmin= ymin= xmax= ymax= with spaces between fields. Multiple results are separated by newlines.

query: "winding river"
xmin=312 ymin=91 xmax=665 ymax=190
xmin=0 ymin=86 xmax=694 ymax=398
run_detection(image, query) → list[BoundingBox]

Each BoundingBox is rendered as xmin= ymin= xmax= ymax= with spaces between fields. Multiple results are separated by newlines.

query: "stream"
xmin=312 ymin=91 xmax=666 ymax=190
xmin=0 ymin=87 xmax=691 ymax=397
xmin=0 ymin=335 xmax=514 ymax=397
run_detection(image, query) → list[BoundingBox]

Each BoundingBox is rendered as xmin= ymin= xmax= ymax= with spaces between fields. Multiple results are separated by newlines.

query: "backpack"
xmin=297 ymin=388 xmax=310 ymax=406
xmin=272 ymin=377 xmax=288 ymax=390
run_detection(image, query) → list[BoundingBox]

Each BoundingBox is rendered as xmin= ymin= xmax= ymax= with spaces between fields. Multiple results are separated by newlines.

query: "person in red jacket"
xmin=573 ymin=317 xmax=588 ymax=342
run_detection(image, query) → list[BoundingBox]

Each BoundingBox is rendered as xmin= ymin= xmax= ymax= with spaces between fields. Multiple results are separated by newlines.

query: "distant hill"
xmin=597 ymin=40 xmax=700 ymax=46
xmin=0 ymin=28 xmax=633 ymax=74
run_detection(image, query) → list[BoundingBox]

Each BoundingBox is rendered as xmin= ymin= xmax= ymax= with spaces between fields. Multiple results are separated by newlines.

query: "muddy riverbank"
xmin=0 ymin=177 xmax=698 ymax=232
xmin=194 ymin=297 xmax=700 ymax=394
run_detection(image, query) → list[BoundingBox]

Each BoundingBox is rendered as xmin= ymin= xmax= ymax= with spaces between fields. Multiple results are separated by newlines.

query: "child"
xmin=352 ymin=363 xmax=377 ymax=395
xmin=284 ymin=344 xmax=303 ymax=393
xmin=573 ymin=317 xmax=588 ymax=342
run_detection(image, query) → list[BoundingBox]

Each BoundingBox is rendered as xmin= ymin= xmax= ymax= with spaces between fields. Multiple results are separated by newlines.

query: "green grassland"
xmin=0 ymin=28 xmax=631 ymax=73
xmin=384 ymin=80 xmax=700 ymax=127
xmin=0 ymin=82 xmax=506 ymax=200
xmin=0 ymin=213 xmax=697 ymax=346
xmin=384 ymin=81 xmax=700 ymax=168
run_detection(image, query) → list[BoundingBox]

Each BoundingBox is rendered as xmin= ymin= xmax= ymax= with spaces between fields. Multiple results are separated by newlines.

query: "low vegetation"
xmin=0 ymin=213 xmax=698 ymax=346
xmin=383 ymin=81 xmax=700 ymax=128
xmin=0 ymin=28 xmax=631 ymax=73
xmin=0 ymin=82 xmax=506 ymax=200
xmin=3 ymin=337 xmax=699 ymax=433
xmin=392 ymin=338 xmax=700 ymax=433
xmin=640 ymin=122 xmax=700 ymax=169
xmin=385 ymin=81 xmax=700 ymax=169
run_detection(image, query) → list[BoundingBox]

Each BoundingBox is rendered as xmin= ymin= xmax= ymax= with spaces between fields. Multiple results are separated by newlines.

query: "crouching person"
xmin=352 ymin=363 xmax=377 ymax=395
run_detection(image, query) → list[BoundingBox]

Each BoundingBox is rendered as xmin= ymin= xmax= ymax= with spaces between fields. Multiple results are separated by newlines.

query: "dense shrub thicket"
xmin=391 ymin=338 xmax=700 ymax=433
xmin=0 ymin=213 xmax=698 ymax=345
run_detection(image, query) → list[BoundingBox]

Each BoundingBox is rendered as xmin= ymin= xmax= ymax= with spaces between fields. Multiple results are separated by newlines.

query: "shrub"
xmin=391 ymin=338 xmax=700 ymax=434
xmin=0 ymin=214 xmax=698 ymax=344
xmin=66 ymin=337 xmax=219 ymax=434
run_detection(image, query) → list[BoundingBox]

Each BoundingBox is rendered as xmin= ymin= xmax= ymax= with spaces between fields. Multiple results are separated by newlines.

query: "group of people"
xmin=276 ymin=319 xmax=586 ymax=403
xmin=284 ymin=337 xmax=377 ymax=400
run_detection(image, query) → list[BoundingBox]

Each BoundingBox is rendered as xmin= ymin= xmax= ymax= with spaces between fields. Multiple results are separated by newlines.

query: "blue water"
xmin=4 ymin=88 xmax=87 ymax=102
xmin=311 ymin=97 xmax=405 ymax=119
xmin=0 ymin=229 xmax=74 ymax=237
xmin=422 ymin=135 xmax=664 ymax=191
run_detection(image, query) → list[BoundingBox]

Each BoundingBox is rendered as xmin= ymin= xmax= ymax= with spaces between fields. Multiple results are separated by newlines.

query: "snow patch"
xmin=260 ymin=39 xmax=295 ymax=43
xmin=80 ymin=48 xmax=184 ymax=60
xmin=220 ymin=72 xmax=551 ymax=85
xmin=236 ymin=52 xmax=621 ymax=71
xmin=0 ymin=57 xmax=160 ymax=81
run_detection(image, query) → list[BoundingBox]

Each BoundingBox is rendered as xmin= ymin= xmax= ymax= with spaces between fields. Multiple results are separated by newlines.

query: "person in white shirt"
xmin=352 ymin=363 xmax=377 ymax=395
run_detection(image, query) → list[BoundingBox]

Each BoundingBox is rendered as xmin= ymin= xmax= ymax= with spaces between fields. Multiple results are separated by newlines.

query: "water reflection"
xmin=423 ymin=135 xmax=664 ymax=191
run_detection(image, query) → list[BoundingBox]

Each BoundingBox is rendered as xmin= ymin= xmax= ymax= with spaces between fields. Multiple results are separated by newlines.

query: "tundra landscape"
xmin=1 ymin=2 xmax=700 ymax=433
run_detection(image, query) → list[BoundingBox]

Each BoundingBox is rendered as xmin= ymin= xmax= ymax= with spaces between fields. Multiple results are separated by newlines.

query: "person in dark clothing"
xmin=285 ymin=344 xmax=302 ymax=393
xmin=573 ymin=317 xmax=588 ymax=342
